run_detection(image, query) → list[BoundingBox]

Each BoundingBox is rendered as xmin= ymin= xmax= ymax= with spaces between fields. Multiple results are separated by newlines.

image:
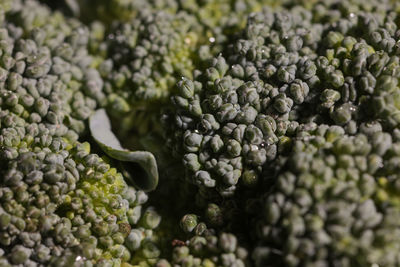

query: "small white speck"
xmin=349 ymin=13 xmax=355 ymax=18
xmin=349 ymin=106 xmax=356 ymax=112
xmin=75 ymin=256 xmax=86 ymax=262
xmin=209 ymin=37 xmax=215 ymax=43
xmin=259 ymin=142 xmax=267 ymax=148
xmin=108 ymin=34 xmax=115 ymax=40
xmin=371 ymin=264 xmax=379 ymax=267
xmin=250 ymin=145 xmax=259 ymax=151
xmin=194 ymin=130 xmax=199 ymax=133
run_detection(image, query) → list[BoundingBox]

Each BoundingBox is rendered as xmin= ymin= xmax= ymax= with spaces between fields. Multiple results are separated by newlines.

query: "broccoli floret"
xmin=160 ymin=3 xmax=400 ymax=265
xmin=0 ymin=141 xmax=152 ymax=265
xmin=0 ymin=1 xmax=161 ymax=265
xmin=252 ymin=123 xmax=400 ymax=266
xmin=46 ymin=1 xmax=287 ymax=147
xmin=165 ymin=0 xmax=400 ymax=197
xmin=166 ymin=7 xmax=321 ymax=196
xmin=98 ymin=10 xmax=200 ymax=140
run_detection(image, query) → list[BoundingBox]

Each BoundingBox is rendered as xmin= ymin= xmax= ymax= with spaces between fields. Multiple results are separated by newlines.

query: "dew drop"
xmin=250 ymin=144 xmax=259 ymax=151
xmin=75 ymin=256 xmax=86 ymax=262
xmin=259 ymin=142 xmax=269 ymax=149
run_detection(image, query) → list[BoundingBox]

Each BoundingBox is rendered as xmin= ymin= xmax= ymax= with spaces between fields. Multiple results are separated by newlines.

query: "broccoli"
xmin=252 ymin=123 xmax=400 ymax=266
xmin=165 ymin=0 xmax=400 ymax=197
xmin=166 ymin=7 xmax=321 ymax=196
xmin=3 ymin=0 xmax=400 ymax=266
xmin=161 ymin=1 xmax=400 ymax=265
xmin=39 ymin=0 xmax=285 ymax=147
xmin=155 ymin=213 xmax=248 ymax=267
xmin=0 ymin=1 xmax=161 ymax=265
xmin=97 ymin=10 xmax=200 ymax=141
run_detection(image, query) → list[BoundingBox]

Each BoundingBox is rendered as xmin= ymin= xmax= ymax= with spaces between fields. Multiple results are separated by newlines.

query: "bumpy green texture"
xmin=156 ymin=213 xmax=248 ymax=267
xmin=163 ymin=1 xmax=400 ymax=265
xmin=167 ymin=0 xmax=400 ymax=197
xmin=167 ymin=8 xmax=319 ymax=196
xmin=49 ymin=0 xmax=287 ymax=144
xmin=0 ymin=1 xmax=160 ymax=265
xmin=98 ymin=10 xmax=200 ymax=138
xmin=62 ymin=0 xmax=179 ymax=24
xmin=252 ymin=123 xmax=400 ymax=266
xmin=4 ymin=0 xmax=400 ymax=266
xmin=46 ymin=0 xmax=279 ymax=37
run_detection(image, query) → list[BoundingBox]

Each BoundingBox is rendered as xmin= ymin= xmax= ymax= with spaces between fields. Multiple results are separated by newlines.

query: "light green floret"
xmin=0 ymin=1 xmax=162 ymax=265
xmin=0 ymin=139 xmax=152 ymax=265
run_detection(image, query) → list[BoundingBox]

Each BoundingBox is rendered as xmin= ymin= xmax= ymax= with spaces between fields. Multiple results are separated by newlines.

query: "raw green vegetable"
xmin=2 ymin=0 xmax=400 ymax=266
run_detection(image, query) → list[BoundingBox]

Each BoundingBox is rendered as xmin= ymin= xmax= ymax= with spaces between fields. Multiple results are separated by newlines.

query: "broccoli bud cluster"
xmin=0 ymin=2 xmax=160 ymax=265
xmin=97 ymin=10 xmax=199 ymax=138
xmin=156 ymin=213 xmax=248 ymax=267
xmin=167 ymin=0 xmax=400 ymax=198
xmin=253 ymin=123 xmax=400 ymax=266
xmin=168 ymin=8 xmax=321 ymax=196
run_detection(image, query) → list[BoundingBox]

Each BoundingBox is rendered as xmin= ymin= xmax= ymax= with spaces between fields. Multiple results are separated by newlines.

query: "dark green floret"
xmin=253 ymin=123 xmax=400 ymax=266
